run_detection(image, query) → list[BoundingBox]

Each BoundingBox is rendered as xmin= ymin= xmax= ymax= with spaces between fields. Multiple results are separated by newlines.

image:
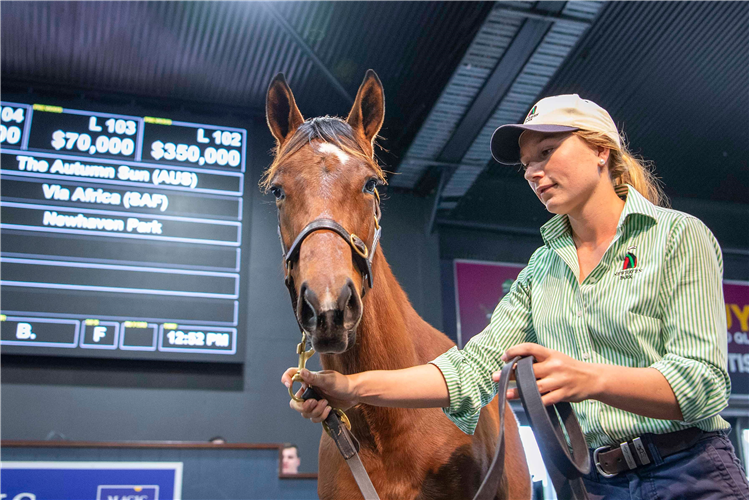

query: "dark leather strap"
xmin=474 ymin=356 xmax=590 ymax=500
xmin=284 ymin=218 xmax=374 ymax=290
xmin=473 ymin=356 xmax=518 ymax=499
xmin=515 ymin=357 xmax=590 ymax=499
xmin=302 ymin=387 xmax=361 ymax=458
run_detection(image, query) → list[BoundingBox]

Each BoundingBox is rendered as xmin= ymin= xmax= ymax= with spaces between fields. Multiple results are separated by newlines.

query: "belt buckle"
xmin=593 ymin=446 xmax=618 ymax=478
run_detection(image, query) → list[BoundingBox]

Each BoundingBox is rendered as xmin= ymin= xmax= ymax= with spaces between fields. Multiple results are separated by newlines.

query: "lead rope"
xmin=474 ymin=356 xmax=590 ymax=500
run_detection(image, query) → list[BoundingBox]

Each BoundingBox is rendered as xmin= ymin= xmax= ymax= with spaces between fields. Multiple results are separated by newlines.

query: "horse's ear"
xmin=346 ymin=70 xmax=385 ymax=156
xmin=266 ymin=73 xmax=305 ymax=148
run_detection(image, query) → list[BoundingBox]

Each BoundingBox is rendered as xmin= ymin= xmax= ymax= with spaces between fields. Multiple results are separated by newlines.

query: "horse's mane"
xmin=260 ymin=116 xmax=386 ymax=192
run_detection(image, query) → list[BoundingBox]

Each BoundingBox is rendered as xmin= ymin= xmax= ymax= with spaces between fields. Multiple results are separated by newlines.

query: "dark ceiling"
xmin=453 ymin=0 xmax=748 ymax=227
xmin=2 ymin=1 xmax=747 ymax=238
xmin=0 ymin=1 xmax=492 ymax=169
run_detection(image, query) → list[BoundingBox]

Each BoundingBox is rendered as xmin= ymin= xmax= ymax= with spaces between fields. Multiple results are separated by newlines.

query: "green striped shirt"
xmin=431 ymin=185 xmax=731 ymax=448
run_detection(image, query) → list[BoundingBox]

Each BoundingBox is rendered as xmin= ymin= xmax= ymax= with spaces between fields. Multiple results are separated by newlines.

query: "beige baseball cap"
xmin=490 ymin=94 xmax=621 ymax=165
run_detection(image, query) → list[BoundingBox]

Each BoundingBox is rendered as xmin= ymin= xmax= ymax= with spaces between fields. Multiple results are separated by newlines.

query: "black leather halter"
xmin=278 ymin=189 xmax=382 ymax=308
xmin=280 ymin=191 xmax=384 ymax=499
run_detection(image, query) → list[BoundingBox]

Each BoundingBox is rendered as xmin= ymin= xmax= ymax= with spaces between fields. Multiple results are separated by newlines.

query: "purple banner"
xmin=725 ymin=281 xmax=749 ymax=396
xmin=454 ymin=260 xmax=524 ymax=347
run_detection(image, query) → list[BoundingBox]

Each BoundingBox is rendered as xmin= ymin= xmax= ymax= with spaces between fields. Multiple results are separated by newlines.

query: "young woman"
xmin=282 ymin=94 xmax=749 ymax=499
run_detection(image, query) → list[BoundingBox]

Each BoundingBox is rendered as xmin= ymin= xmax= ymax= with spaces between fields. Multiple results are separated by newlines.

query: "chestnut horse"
xmin=264 ymin=70 xmax=530 ymax=500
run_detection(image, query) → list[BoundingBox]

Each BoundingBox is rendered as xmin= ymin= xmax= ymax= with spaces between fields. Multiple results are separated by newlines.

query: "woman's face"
xmin=519 ymin=130 xmax=606 ymax=215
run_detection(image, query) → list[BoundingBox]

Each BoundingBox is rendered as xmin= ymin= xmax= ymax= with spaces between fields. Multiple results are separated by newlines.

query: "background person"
xmin=283 ymin=94 xmax=749 ymax=499
xmin=281 ymin=443 xmax=301 ymax=474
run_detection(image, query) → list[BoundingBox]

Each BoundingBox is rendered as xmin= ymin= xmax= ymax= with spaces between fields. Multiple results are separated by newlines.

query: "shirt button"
xmin=577 ymin=310 xmax=583 ymax=317
xmin=582 ymin=353 xmax=591 ymax=360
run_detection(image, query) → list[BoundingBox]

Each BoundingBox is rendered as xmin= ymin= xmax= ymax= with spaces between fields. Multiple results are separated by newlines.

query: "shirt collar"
xmin=540 ymin=184 xmax=659 ymax=245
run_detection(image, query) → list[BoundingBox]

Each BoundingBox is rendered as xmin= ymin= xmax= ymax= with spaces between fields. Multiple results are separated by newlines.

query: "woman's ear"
xmin=597 ymin=146 xmax=610 ymax=165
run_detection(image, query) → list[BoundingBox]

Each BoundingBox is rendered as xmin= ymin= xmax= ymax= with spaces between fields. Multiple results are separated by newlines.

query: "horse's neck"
xmin=320 ymin=249 xmax=452 ymax=375
xmin=317 ymin=249 xmax=455 ymax=442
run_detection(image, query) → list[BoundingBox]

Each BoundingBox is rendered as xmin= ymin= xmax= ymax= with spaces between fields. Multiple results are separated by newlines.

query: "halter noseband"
xmin=278 ymin=189 xmax=382 ymax=304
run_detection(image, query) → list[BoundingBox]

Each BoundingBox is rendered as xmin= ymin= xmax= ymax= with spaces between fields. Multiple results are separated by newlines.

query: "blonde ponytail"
xmin=574 ymin=130 xmax=669 ymax=208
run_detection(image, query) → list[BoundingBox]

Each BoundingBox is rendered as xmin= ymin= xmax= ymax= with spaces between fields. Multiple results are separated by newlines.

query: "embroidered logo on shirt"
xmin=615 ymin=246 xmax=642 ymax=280
xmin=622 ymin=251 xmax=638 ymax=270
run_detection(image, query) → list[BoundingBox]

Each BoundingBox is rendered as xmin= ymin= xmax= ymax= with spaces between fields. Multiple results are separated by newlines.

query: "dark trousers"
xmin=583 ymin=432 xmax=749 ymax=499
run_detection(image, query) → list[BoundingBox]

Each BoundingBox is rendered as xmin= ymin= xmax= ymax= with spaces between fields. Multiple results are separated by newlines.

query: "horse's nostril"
xmin=342 ymin=279 xmax=363 ymax=331
xmin=337 ymin=279 xmax=353 ymax=311
xmin=297 ymin=280 xmax=361 ymax=336
xmin=298 ymin=282 xmax=319 ymax=331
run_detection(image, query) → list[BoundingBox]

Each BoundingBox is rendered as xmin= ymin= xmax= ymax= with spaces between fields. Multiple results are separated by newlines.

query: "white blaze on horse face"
xmin=317 ymin=142 xmax=350 ymax=165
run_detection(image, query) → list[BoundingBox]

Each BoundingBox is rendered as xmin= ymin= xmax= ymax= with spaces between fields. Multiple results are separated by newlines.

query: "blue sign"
xmin=1 ymin=462 xmax=182 ymax=500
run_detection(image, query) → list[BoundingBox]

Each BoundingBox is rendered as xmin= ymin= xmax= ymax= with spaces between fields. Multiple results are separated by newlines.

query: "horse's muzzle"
xmin=297 ymin=278 xmax=362 ymax=353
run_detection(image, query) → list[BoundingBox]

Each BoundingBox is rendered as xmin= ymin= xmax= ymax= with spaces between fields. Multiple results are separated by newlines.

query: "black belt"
xmin=594 ymin=427 xmax=719 ymax=477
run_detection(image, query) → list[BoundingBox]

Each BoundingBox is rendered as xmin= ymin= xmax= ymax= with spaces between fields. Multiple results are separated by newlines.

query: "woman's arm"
xmin=354 ymin=364 xmax=450 ymax=408
xmin=649 ymin=217 xmax=730 ymax=423
xmin=282 ymin=364 xmax=449 ymax=423
xmin=594 ymin=364 xmax=682 ymax=420
xmin=498 ymin=343 xmax=682 ymax=420
xmin=282 ymin=253 xmax=541 ymax=427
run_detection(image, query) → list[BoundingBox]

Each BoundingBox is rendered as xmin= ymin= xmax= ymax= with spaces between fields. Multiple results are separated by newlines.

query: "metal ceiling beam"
xmin=428 ymin=167 xmax=454 ymax=234
xmin=426 ymin=2 xmax=567 ymax=225
xmin=261 ymin=2 xmax=354 ymax=105
xmin=437 ymin=2 xmax=566 ymax=164
xmin=403 ymin=157 xmax=486 ymax=170
xmin=496 ymin=5 xmax=593 ymax=30
xmin=437 ymin=21 xmax=548 ymax=163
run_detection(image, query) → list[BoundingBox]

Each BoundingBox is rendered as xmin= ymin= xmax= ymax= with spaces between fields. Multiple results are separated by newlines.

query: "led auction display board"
xmin=0 ymin=101 xmax=246 ymax=362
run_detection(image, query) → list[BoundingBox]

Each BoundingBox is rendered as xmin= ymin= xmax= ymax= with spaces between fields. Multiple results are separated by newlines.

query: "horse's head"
xmin=263 ymin=70 xmax=386 ymax=354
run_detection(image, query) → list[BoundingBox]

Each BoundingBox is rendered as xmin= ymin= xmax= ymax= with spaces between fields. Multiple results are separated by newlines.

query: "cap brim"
xmin=490 ymin=124 xmax=579 ymax=165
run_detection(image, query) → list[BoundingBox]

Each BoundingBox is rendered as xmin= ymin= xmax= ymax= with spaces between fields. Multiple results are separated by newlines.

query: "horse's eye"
xmin=363 ymin=178 xmax=379 ymax=194
xmin=270 ymin=186 xmax=285 ymax=201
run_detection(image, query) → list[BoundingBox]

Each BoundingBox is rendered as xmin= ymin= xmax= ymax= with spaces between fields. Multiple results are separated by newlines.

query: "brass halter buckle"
xmin=323 ymin=408 xmax=352 ymax=436
xmin=349 ymin=234 xmax=369 ymax=259
xmin=288 ymin=331 xmax=316 ymax=402
xmin=287 ymin=331 xmax=352 ymax=434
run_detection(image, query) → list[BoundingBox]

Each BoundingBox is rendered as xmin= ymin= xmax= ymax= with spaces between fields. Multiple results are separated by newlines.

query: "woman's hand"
xmin=281 ymin=368 xmax=359 ymax=424
xmin=493 ymin=343 xmax=600 ymax=406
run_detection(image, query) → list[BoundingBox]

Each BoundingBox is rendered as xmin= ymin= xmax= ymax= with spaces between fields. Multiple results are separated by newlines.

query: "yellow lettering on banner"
xmin=85 ymin=319 xmax=99 ymax=326
xmin=730 ymin=304 xmax=749 ymax=332
xmin=163 ymin=323 xmax=178 ymax=330
xmin=0 ymin=315 xmax=6 ymax=321
xmin=727 ymin=305 xmax=732 ymax=330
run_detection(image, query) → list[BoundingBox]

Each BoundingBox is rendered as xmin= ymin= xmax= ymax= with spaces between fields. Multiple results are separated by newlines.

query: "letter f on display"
xmin=93 ymin=326 xmax=107 ymax=342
